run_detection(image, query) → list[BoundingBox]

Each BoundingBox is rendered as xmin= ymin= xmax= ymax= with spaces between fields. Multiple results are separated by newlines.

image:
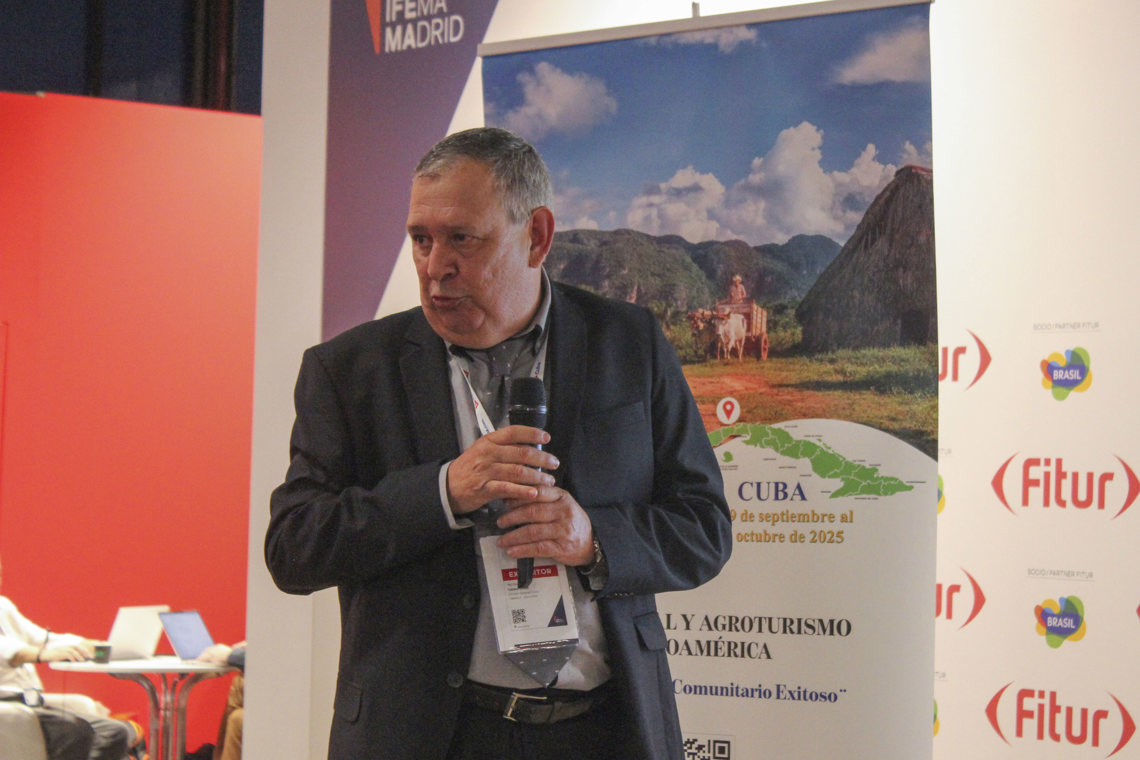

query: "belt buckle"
xmin=503 ymin=691 xmax=546 ymax=722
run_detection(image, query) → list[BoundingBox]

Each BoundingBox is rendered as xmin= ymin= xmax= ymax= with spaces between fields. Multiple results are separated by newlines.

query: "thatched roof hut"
xmin=795 ymin=165 xmax=936 ymax=353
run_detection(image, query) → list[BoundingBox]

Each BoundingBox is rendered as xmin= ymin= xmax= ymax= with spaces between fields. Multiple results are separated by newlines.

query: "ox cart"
xmin=687 ymin=300 xmax=769 ymax=360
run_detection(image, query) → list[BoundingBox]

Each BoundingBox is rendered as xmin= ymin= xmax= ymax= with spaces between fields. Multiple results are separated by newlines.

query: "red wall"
xmin=0 ymin=92 xmax=260 ymax=751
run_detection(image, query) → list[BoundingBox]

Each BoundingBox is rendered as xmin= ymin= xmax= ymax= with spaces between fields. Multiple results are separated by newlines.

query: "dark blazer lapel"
xmin=399 ymin=312 xmax=461 ymax=464
xmin=545 ymin=286 xmax=585 ymax=487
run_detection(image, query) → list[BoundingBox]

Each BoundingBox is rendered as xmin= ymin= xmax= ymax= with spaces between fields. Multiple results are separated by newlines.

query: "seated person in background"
xmin=196 ymin=641 xmax=245 ymax=760
xmin=0 ymin=554 xmax=141 ymax=760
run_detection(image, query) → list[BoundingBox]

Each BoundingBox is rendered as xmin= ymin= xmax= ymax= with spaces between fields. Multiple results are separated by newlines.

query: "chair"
xmin=0 ymin=692 xmax=106 ymax=760
xmin=0 ymin=701 xmax=49 ymax=760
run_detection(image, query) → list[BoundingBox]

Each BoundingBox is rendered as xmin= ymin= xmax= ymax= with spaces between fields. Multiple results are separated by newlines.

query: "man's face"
xmin=407 ymin=158 xmax=545 ymax=348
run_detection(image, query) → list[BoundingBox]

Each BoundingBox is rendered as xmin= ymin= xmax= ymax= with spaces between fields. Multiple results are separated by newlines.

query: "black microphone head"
xmin=508 ymin=376 xmax=547 ymax=429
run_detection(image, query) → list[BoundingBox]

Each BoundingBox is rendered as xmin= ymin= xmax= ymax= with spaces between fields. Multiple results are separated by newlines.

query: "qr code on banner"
xmin=511 ymin=608 xmax=527 ymax=625
xmin=682 ymin=734 xmax=732 ymax=760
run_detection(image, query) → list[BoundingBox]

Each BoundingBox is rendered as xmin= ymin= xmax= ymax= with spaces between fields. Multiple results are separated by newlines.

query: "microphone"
xmin=508 ymin=376 xmax=547 ymax=589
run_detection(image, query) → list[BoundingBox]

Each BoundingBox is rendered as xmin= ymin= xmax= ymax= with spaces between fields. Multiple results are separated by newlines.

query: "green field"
xmin=683 ymin=344 xmax=938 ymax=459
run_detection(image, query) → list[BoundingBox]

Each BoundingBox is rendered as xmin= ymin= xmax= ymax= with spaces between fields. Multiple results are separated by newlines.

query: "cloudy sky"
xmin=483 ymin=5 xmax=931 ymax=247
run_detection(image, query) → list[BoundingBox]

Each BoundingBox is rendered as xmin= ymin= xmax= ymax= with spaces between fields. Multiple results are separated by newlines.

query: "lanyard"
xmin=453 ymin=335 xmax=548 ymax=438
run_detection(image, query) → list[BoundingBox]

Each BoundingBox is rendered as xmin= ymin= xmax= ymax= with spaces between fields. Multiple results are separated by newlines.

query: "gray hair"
xmin=414 ymin=127 xmax=553 ymax=224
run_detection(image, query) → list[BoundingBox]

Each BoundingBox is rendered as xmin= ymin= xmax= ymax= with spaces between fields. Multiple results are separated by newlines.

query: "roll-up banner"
xmin=480 ymin=5 xmax=935 ymax=757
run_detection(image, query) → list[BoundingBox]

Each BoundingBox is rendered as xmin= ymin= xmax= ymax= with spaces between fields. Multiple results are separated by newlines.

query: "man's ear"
xmin=527 ymin=206 xmax=555 ymax=268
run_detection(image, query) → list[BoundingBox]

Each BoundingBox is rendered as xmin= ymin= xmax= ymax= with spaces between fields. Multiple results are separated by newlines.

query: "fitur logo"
xmin=366 ymin=0 xmax=466 ymax=54
xmin=1041 ymin=348 xmax=1093 ymax=400
xmin=939 ymin=329 xmax=991 ymax=389
xmin=1035 ymin=596 xmax=1086 ymax=648
xmin=935 ymin=569 xmax=986 ymax=629
xmin=986 ymin=684 xmax=1135 ymax=756
xmin=991 ymin=454 xmax=1140 ymax=518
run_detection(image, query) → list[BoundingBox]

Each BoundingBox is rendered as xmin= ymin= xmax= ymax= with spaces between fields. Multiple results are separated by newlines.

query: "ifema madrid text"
xmin=382 ymin=0 xmax=464 ymax=52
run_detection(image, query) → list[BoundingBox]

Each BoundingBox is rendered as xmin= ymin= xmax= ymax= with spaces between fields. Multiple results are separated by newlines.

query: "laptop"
xmin=106 ymin=605 xmax=170 ymax=660
xmin=159 ymin=610 xmax=215 ymax=661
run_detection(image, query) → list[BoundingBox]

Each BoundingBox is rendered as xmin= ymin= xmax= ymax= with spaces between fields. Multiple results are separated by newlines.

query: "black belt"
xmin=464 ymin=681 xmax=607 ymax=724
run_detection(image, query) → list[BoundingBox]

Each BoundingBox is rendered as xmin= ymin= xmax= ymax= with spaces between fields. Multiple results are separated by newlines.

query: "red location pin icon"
xmin=717 ymin=397 xmax=741 ymax=425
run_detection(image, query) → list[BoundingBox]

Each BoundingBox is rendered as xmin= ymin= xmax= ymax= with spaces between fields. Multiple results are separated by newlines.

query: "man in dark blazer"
xmin=266 ymin=127 xmax=731 ymax=760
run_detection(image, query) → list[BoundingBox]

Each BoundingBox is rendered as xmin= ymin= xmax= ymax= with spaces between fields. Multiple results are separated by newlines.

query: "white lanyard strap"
xmin=454 ymin=335 xmax=548 ymax=437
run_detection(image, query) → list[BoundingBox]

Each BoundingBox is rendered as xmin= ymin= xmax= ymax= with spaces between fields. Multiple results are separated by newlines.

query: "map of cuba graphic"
xmin=709 ymin=422 xmax=914 ymax=499
xmin=1041 ymin=347 xmax=1092 ymax=401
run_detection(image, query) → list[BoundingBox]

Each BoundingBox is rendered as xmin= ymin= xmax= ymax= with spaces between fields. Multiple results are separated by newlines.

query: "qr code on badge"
xmin=511 ymin=608 xmax=527 ymax=625
xmin=682 ymin=734 xmax=732 ymax=760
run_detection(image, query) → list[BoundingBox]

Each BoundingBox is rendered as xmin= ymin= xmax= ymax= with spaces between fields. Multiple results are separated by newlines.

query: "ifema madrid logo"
xmin=1034 ymin=596 xmax=1086 ymax=648
xmin=365 ymin=0 xmax=466 ymax=54
xmin=1041 ymin=347 xmax=1092 ymax=400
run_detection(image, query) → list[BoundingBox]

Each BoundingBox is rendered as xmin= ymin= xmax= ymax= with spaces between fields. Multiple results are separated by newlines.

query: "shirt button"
xmin=447 ymin=672 xmax=465 ymax=689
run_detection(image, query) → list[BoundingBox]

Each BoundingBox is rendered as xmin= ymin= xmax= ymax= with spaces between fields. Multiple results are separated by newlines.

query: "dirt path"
xmin=683 ymin=369 xmax=838 ymax=428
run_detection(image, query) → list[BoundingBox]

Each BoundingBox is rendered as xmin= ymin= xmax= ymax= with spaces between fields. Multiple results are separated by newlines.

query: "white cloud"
xmin=553 ymin=183 xmax=603 ymax=231
xmin=752 ymin=123 xmax=837 ymax=232
xmin=625 ymin=121 xmax=906 ymax=245
xmin=497 ymin=62 xmax=617 ymax=142
xmin=899 ymin=140 xmax=934 ymax=169
xmin=625 ymin=166 xmax=726 ymax=243
xmin=719 ymin=122 xmax=851 ymax=243
xmin=828 ymin=143 xmax=898 ymax=232
xmin=647 ymin=26 xmax=759 ymax=54
xmin=834 ymin=19 xmax=930 ymax=85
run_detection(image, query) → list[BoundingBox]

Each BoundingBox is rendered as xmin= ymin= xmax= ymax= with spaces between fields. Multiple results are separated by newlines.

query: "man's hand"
xmin=495 ymin=485 xmax=595 ymax=567
xmin=18 ymin=642 xmax=94 ymax=664
xmin=195 ymin=643 xmax=234 ymax=664
xmin=447 ymin=425 xmax=558 ymax=515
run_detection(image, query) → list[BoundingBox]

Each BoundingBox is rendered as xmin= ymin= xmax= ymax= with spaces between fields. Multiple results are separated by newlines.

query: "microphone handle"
xmin=508 ymin=398 xmax=545 ymax=590
xmin=516 ymin=443 xmax=542 ymax=588
xmin=517 ymin=558 xmax=534 ymax=589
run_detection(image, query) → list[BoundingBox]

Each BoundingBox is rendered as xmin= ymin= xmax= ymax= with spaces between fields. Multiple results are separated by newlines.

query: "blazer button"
xmin=461 ymin=593 xmax=476 ymax=610
xmin=446 ymin=672 xmax=465 ymax=689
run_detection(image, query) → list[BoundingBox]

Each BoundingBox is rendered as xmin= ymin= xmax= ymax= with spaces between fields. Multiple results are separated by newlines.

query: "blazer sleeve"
xmin=264 ymin=340 xmax=458 ymax=595
xmin=564 ymin=305 xmax=732 ymax=598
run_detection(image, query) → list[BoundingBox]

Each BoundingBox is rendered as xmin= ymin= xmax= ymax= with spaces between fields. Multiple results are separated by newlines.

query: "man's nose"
xmin=423 ymin=241 xmax=457 ymax=280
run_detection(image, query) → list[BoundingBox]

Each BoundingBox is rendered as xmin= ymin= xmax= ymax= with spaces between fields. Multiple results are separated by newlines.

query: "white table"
xmin=51 ymin=657 xmax=232 ymax=760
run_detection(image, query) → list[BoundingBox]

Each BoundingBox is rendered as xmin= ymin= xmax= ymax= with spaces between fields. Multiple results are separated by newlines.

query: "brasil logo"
xmin=1040 ymin=347 xmax=1092 ymax=400
xmin=1034 ymin=596 xmax=1086 ymax=648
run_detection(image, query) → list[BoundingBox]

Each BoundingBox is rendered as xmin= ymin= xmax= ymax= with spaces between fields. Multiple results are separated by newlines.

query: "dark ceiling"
xmin=1 ymin=0 xmax=263 ymax=114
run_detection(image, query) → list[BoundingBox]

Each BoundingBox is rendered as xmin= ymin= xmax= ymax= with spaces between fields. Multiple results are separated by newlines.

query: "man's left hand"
xmin=495 ymin=486 xmax=595 ymax=567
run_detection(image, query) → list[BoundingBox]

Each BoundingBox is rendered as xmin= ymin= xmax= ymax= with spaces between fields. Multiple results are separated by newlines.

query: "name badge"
xmin=479 ymin=535 xmax=579 ymax=654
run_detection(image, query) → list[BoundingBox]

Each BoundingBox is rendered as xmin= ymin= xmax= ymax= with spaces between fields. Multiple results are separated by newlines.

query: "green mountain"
xmin=547 ymin=228 xmax=840 ymax=313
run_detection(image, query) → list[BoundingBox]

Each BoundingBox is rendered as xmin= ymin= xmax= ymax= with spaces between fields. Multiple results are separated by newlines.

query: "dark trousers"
xmin=445 ymin=695 xmax=628 ymax=760
xmin=35 ymin=707 xmax=131 ymax=760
